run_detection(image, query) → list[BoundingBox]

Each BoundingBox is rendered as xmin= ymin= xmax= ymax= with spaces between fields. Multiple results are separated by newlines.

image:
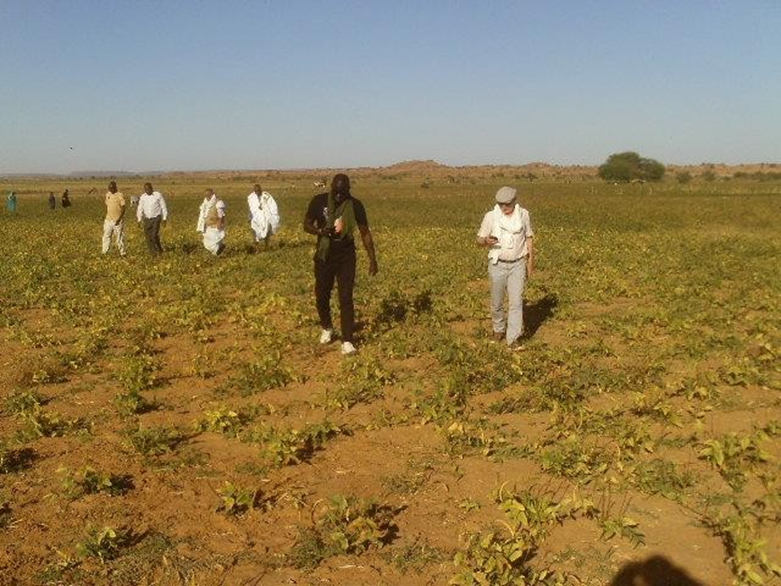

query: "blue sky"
xmin=1 ymin=1 xmax=779 ymax=173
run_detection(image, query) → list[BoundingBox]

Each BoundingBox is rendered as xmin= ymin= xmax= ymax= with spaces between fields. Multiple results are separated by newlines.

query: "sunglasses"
xmin=499 ymin=199 xmax=517 ymax=208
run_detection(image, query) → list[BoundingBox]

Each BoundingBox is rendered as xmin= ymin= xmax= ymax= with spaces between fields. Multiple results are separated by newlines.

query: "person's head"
xmin=108 ymin=181 xmax=117 ymax=194
xmin=63 ymin=189 xmax=68 ymax=195
xmin=204 ymin=188 xmax=214 ymax=199
xmin=49 ymin=191 xmax=54 ymax=196
xmin=330 ymin=174 xmax=351 ymax=199
xmin=144 ymin=183 xmax=153 ymax=195
xmin=495 ymin=186 xmax=517 ymax=216
xmin=253 ymin=184 xmax=262 ymax=194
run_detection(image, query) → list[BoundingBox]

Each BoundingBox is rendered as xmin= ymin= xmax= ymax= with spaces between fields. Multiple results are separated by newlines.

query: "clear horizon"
xmin=2 ymin=1 xmax=779 ymax=174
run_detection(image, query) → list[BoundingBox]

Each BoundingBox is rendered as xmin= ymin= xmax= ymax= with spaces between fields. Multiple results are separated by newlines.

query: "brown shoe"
xmin=492 ymin=331 xmax=505 ymax=342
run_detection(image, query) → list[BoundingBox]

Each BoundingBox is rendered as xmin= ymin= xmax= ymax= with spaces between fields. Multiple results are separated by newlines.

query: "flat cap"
xmin=495 ymin=186 xmax=517 ymax=204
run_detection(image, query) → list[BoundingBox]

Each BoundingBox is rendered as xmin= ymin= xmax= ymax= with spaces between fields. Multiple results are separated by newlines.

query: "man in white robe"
xmin=247 ymin=184 xmax=280 ymax=249
xmin=197 ymin=188 xmax=226 ymax=255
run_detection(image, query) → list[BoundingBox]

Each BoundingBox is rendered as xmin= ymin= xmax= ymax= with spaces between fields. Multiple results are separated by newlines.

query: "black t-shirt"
xmin=305 ymin=192 xmax=368 ymax=255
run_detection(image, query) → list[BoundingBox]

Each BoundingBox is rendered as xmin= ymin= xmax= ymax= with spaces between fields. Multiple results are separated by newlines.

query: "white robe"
xmin=248 ymin=191 xmax=280 ymax=240
xmin=197 ymin=195 xmax=226 ymax=254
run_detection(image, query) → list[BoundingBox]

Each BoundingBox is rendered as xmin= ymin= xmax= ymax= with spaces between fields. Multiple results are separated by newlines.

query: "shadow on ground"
xmin=524 ymin=292 xmax=558 ymax=338
xmin=610 ymin=555 xmax=707 ymax=586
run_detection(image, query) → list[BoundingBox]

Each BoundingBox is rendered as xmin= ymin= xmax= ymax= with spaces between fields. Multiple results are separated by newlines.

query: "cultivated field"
xmin=0 ymin=173 xmax=779 ymax=585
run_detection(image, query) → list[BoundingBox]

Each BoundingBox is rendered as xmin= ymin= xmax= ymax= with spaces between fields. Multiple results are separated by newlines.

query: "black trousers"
xmin=143 ymin=216 xmax=163 ymax=254
xmin=314 ymin=249 xmax=356 ymax=343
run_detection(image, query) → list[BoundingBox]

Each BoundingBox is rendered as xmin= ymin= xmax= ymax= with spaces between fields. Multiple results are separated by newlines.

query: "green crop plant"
xmin=4 ymin=390 xmax=43 ymax=416
xmin=215 ymin=481 xmax=258 ymax=515
xmin=117 ymin=353 xmax=160 ymax=394
xmin=288 ymin=494 xmax=395 ymax=568
xmin=124 ymin=425 xmax=186 ymax=458
xmin=17 ymin=407 xmax=91 ymax=440
xmin=114 ymin=389 xmax=157 ymax=417
xmin=76 ymin=526 xmax=131 ymax=563
xmin=324 ymin=354 xmax=395 ymax=409
xmin=699 ymin=430 xmax=773 ymax=491
xmin=704 ymin=510 xmax=781 ymax=585
xmin=196 ymin=407 xmax=249 ymax=436
xmin=243 ymin=420 xmax=345 ymax=467
xmin=451 ymin=484 xmax=593 ymax=585
xmin=633 ymin=459 xmax=696 ymax=501
xmin=231 ymin=353 xmax=292 ymax=396
xmin=538 ymin=437 xmax=610 ymax=483
xmin=58 ymin=466 xmax=132 ymax=498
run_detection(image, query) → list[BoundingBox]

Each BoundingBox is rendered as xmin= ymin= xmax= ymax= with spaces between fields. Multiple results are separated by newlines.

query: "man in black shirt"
xmin=304 ymin=173 xmax=378 ymax=355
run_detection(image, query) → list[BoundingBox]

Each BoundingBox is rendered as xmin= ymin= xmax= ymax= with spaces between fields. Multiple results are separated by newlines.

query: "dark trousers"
xmin=315 ymin=249 xmax=356 ymax=343
xmin=143 ymin=216 xmax=163 ymax=254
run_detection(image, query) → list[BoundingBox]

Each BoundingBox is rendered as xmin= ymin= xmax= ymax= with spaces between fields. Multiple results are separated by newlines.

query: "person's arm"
xmin=477 ymin=235 xmax=499 ymax=247
xmin=160 ymin=194 xmax=168 ymax=223
xmin=476 ymin=213 xmax=498 ymax=247
xmin=136 ymin=197 xmax=144 ymax=223
xmin=217 ymin=202 xmax=226 ymax=231
xmin=358 ymin=225 xmax=378 ymax=275
xmin=303 ymin=214 xmax=324 ymax=236
xmin=303 ymin=196 xmax=327 ymax=236
xmin=525 ymin=211 xmax=535 ymax=275
xmin=116 ymin=199 xmax=126 ymax=225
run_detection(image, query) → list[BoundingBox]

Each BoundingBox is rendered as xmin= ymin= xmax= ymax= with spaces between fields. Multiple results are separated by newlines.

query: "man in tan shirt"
xmin=103 ymin=181 xmax=127 ymax=256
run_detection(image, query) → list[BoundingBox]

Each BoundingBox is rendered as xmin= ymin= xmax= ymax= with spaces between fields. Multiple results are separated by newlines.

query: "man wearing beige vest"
xmin=102 ymin=181 xmax=127 ymax=256
xmin=197 ymin=188 xmax=226 ymax=255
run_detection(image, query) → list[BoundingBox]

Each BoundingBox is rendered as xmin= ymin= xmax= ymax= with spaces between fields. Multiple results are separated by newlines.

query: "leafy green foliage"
xmin=699 ymin=430 xmax=773 ymax=491
xmin=243 ymin=420 xmax=345 ymax=467
xmin=215 ymin=482 xmax=258 ymax=515
xmin=598 ymin=151 xmax=665 ymax=182
xmin=231 ymin=353 xmax=293 ymax=396
xmin=124 ymin=425 xmax=186 ymax=457
xmin=76 ymin=526 xmax=131 ymax=563
xmin=289 ymin=495 xmax=396 ymax=569
xmin=58 ymin=466 xmax=133 ymax=498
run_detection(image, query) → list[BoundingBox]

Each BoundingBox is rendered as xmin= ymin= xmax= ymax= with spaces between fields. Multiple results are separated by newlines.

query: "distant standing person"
xmin=48 ymin=191 xmax=56 ymax=210
xmin=248 ymin=184 xmax=280 ymax=249
xmin=476 ymin=186 xmax=534 ymax=347
xmin=303 ymin=173 xmax=378 ymax=356
xmin=6 ymin=191 xmax=17 ymax=214
xmin=136 ymin=182 xmax=168 ymax=255
xmin=102 ymin=181 xmax=126 ymax=256
xmin=196 ymin=188 xmax=226 ymax=255
xmin=61 ymin=189 xmax=71 ymax=208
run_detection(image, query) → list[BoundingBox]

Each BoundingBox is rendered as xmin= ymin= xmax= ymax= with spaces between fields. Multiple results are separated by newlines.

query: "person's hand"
xmin=486 ymin=236 xmax=499 ymax=246
xmin=368 ymin=259 xmax=379 ymax=276
xmin=527 ymin=258 xmax=534 ymax=277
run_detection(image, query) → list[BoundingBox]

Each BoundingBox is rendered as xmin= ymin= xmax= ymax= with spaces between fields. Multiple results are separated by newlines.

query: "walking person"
xmin=196 ymin=188 xmax=226 ymax=255
xmin=303 ymin=173 xmax=378 ymax=356
xmin=247 ymin=184 xmax=280 ymax=249
xmin=48 ymin=191 xmax=56 ymax=210
xmin=6 ymin=191 xmax=17 ymax=214
xmin=61 ymin=189 xmax=71 ymax=208
xmin=136 ymin=182 xmax=168 ymax=255
xmin=476 ymin=186 xmax=535 ymax=347
xmin=102 ymin=181 xmax=127 ymax=256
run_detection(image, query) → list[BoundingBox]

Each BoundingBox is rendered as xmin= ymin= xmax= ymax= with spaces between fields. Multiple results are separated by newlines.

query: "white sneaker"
xmin=341 ymin=342 xmax=357 ymax=356
xmin=319 ymin=329 xmax=333 ymax=344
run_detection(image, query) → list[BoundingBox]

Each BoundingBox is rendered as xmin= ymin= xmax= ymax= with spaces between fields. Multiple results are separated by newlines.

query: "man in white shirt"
xmin=136 ymin=182 xmax=168 ymax=255
xmin=247 ymin=184 xmax=280 ymax=250
xmin=476 ymin=186 xmax=535 ymax=347
xmin=197 ymin=188 xmax=226 ymax=255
